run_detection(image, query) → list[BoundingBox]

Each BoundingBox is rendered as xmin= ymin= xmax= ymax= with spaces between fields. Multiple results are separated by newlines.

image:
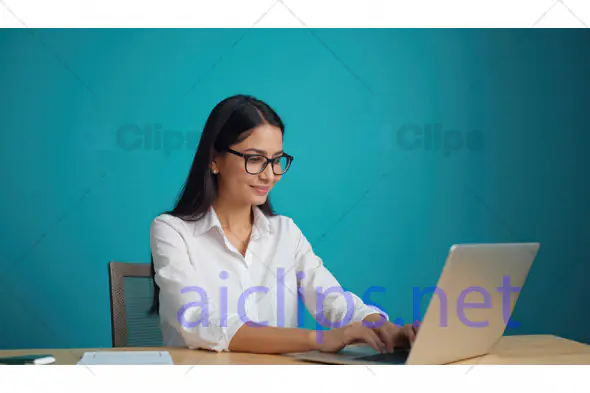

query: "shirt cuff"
xmin=354 ymin=305 xmax=390 ymax=324
xmin=224 ymin=313 xmax=247 ymax=351
xmin=178 ymin=307 xmax=246 ymax=353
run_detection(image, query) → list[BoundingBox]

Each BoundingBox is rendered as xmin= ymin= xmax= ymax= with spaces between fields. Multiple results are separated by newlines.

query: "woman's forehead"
xmin=238 ymin=124 xmax=283 ymax=150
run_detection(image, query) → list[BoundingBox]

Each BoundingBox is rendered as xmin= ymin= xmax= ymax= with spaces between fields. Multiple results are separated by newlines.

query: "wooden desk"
xmin=1 ymin=335 xmax=589 ymax=365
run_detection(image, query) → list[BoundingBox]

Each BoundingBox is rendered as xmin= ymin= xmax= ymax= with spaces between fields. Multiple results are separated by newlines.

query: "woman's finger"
xmin=366 ymin=327 xmax=387 ymax=353
xmin=406 ymin=324 xmax=417 ymax=345
xmin=357 ymin=327 xmax=384 ymax=353
xmin=375 ymin=326 xmax=394 ymax=353
xmin=352 ymin=329 xmax=379 ymax=353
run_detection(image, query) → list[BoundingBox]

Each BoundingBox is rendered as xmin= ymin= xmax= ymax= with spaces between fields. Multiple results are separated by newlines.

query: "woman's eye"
xmin=250 ymin=157 xmax=264 ymax=163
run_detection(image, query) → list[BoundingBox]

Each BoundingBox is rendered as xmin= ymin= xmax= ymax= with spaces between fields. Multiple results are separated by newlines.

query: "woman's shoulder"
xmin=150 ymin=213 xmax=194 ymax=235
xmin=152 ymin=212 xmax=181 ymax=225
xmin=267 ymin=212 xmax=302 ymax=235
xmin=267 ymin=211 xmax=291 ymax=222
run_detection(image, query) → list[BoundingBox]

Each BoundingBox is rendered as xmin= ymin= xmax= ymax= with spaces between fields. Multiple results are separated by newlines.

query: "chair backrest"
xmin=108 ymin=261 xmax=163 ymax=347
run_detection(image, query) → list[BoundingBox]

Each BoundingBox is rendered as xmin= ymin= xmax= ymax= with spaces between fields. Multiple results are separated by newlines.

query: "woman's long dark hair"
xmin=148 ymin=94 xmax=285 ymax=315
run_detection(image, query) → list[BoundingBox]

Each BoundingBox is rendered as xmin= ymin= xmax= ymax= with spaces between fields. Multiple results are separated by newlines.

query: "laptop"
xmin=291 ymin=242 xmax=540 ymax=365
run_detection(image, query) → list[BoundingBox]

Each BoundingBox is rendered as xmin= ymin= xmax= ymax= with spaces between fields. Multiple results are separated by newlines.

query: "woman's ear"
xmin=210 ymin=159 xmax=220 ymax=174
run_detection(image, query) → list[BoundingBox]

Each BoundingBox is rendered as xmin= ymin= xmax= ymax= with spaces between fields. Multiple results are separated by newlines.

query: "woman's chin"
xmin=253 ymin=195 xmax=268 ymax=205
xmin=248 ymin=193 xmax=268 ymax=205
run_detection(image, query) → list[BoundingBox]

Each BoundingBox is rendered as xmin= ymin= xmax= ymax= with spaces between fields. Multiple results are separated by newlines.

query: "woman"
xmin=149 ymin=94 xmax=417 ymax=354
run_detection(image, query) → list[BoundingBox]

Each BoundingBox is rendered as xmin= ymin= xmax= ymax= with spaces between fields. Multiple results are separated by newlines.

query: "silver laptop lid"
xmin=407 ymin=243 xmax=539 ymax=365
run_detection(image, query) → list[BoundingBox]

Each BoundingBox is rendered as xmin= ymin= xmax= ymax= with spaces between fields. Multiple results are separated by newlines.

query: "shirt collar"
xmin=192 ymin=205 xmax=272 ymax=239
xmin=251 ymin=205 xmax=272 ymax=239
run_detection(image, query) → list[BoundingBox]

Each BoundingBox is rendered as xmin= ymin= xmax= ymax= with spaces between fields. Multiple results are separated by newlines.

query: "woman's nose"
xmin=259 ymin=162 xmax=275 ymax=181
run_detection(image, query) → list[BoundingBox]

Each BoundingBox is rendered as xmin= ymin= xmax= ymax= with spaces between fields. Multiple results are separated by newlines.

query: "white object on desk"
xmin=77 ymin=351 xmax=173 ymax=365
xmin=33 ymin=356 xmax=56 ymax=365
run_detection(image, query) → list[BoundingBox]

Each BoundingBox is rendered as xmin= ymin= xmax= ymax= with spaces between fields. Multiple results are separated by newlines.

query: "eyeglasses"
xmin=225 ymin=148 xmax=294 ymax=175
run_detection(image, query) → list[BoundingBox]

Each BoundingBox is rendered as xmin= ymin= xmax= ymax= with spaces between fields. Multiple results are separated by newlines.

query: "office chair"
xmin=108 ymin=261 xmax=163 ymax=347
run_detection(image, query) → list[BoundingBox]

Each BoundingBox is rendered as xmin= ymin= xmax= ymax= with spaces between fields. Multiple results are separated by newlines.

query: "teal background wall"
xmin=1 ymin=29 xmax=588 ymax=349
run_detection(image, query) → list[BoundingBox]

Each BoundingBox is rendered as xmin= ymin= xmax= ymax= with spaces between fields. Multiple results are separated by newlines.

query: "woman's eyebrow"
xmin=244 ymin=148 xmax=284 ymax=156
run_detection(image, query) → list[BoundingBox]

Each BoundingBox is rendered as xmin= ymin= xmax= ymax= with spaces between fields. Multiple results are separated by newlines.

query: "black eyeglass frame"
xmin=225 ymin=148 xmax=294 ymax=175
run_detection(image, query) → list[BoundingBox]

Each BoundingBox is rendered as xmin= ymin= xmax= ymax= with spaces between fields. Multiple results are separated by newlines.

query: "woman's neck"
xmin=212 ymin=197 xmax=253 ymax=232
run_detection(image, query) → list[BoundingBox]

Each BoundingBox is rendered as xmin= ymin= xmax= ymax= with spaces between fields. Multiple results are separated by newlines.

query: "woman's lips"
xmin=251 ymin=186 xmax=270 ymax=195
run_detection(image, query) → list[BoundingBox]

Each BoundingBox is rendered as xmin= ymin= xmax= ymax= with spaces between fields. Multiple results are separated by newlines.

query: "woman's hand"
xmin=310 ymin=321 xmax=388 ymax=353
xmin=310 ymin=315 xmax=421 ymax=354
xmin=362 ymin=314 xmax=420 ymax=353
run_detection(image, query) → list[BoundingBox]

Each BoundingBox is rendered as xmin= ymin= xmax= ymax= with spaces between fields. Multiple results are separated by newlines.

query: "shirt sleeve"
xmin=150 ymin=216 xmax=245 ymax=352
xmin=289 ymin=218 xmax=389 ymax=328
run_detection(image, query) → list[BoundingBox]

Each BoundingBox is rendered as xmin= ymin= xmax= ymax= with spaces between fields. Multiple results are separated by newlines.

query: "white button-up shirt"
xmin=150 ymin=206 xmax=387 ymax=352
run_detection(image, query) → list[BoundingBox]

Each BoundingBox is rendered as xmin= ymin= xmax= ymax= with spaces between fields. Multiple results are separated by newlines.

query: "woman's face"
xmin=213 ymin=123 xmax=284 ymax=207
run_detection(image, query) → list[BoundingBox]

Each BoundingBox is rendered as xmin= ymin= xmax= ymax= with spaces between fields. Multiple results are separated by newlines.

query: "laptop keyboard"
xmin=356 ymin=350 xmax=410 ymax=364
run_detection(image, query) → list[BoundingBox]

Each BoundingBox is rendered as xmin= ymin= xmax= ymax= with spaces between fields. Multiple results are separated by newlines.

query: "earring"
xmin=212 ymin=168 xmax=218 ymax=174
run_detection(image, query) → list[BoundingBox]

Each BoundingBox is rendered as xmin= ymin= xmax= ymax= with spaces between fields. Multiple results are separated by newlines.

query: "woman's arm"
xmin=289 ymin=218 xmax=389 ymax=328
xmin=228 ymin=322 xmax=317 ymax=354
xmin=229 ymin=321 xmax=387 ymax=354
xmin=151 ymin=215 xmax=243 ymax=352
xmin=228 ymin=218 xmax=395 ymax=355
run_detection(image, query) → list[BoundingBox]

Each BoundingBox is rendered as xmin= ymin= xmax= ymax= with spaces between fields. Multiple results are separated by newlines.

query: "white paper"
xmin=33 ymin=356 xmax=56 ymax=365
xmin=77 ymin=351 xmax=174 ymax=365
